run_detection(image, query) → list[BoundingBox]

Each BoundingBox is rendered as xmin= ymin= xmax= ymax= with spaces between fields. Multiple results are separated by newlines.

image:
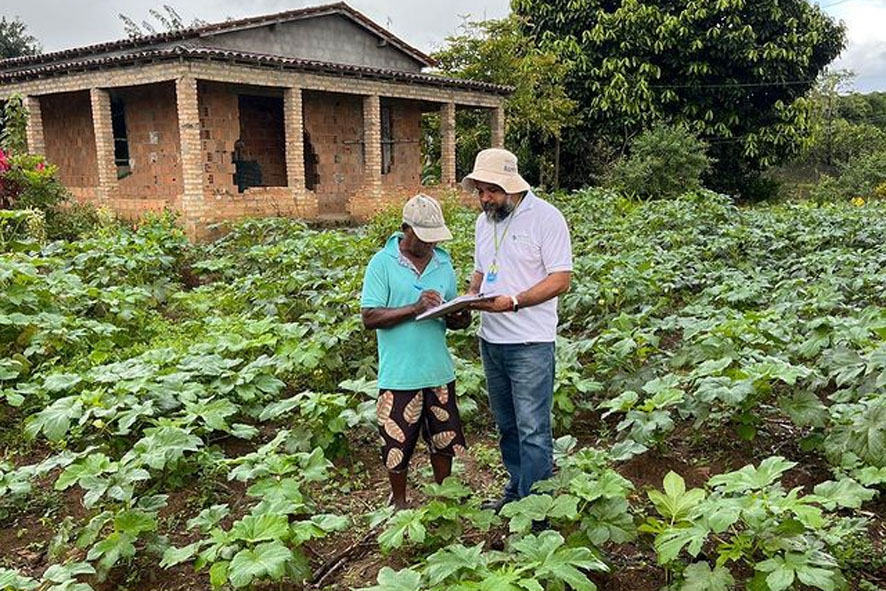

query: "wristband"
xmin=510 ymin=295 xmax=520 ymax=313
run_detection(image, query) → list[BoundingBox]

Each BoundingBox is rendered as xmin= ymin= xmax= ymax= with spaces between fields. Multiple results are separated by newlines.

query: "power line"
xmin=649 ymin=73 xmax=886 ymax=90
xmin=650 ymin=79 xmax=817 ymax=89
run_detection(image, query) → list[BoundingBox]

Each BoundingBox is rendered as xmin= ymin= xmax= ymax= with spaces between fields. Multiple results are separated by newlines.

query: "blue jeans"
xmin=480 ymin=339 xmax=555 ymax=499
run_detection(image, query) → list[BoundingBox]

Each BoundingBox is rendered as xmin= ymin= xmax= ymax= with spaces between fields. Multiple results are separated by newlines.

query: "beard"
xmin=483 ymin=198 xmax=515 ymax=222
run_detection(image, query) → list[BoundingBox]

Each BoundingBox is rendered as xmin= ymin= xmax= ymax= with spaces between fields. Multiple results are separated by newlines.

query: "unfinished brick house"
xmin=0 ymin=2 xmax=508 ymax=236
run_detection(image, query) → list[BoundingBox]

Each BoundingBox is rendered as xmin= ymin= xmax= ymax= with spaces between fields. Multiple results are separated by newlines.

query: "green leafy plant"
xmin=374 ymin=477 xmax=497 ymax=553
xmin=643 ymin=458 xmax=875 ymax=590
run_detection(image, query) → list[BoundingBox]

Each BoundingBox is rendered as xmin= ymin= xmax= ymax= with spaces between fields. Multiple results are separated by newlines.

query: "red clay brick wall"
xmin=382 ymin=99 xmax=422 ymax=190
xmin=41 ymin=91 xmax=98 ymax=187
xmin=193 ymin=82 xmax=318 ymax=229
xmin=303 ymin=90 xmax=365 ymax=215
xmin=114 ymin=82 xmax=182 ymax=204
xmin=238 ymin=95 xmax=287 ymax=187
xmin=198 ymin=81 xmax=239 ymax=197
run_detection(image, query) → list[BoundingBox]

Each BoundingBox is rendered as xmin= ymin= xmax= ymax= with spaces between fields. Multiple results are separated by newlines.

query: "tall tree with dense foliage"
xmin=0 ymin=16 xmax=40 ymax=59
xmin=512 ymin=0 xmax=846 ymax=197
xmin=432 ymin=15 xmax=578 ymax=186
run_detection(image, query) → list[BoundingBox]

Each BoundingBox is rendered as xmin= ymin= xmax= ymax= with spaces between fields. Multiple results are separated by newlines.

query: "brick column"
xmin=490 ymin=104 xmax=505 ymax=148
xmin=175 ymin=76 xmax=204 ymax=235
xmin=24 ymin=96 xmax=45 ymax=156
xmin=440 ymin=102 xmax=456 ymax=187
xmin=90 ymin=88 xmax=118 ymax=202
xmin=363 ymin=94 xmax=382 ymax=196
xmin=283 ymin=87 xmax=305 ymax=191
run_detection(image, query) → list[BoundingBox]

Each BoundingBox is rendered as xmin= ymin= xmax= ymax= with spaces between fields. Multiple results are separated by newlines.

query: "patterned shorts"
xmin=377 ymin=381 xmax=467 ymax=473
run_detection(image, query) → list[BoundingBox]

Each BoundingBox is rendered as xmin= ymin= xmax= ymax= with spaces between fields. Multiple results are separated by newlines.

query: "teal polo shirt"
xmin=361 ymin=234 xmax=458 ymax=390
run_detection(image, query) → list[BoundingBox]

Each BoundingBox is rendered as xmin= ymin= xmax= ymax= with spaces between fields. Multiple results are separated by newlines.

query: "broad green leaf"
xmin=423 ymin=476 xmax=472 ymax=500
xmin=54 ymin=453 xmax=114 ymax=491
xmin=855 ymin=466 xmax=886 ymax=486
xmin=209 ymin=561 xmax=229 ymax=588
xmin=513 ymin=531 xmax=607 ymax=591
xmin=160 ymin=542 xmax=201 ymax=568
xmin=258 ymin=396 xmax=301 ymax=421
xmin=778 ymin=391 xmax=828 ymax=428
xmin=608 ymin=440 xmax=648 ymax=461
xmin=229 ymin=513 xmax=289 ymax=544
xmin=680 ymin=562 xmax=735 ymax=591
xmin=424 ymin=544 xmax=486 ymax=586
xmin=757 ymin=553 xmax=836 ymax=591
xmin=86 ymin=532 xmax=136 ymax=570
xmin=378 ymin=509 xmax=427 ymax=552
xmin=708 ymin=457 xmax=796 ymax=493
xmin=43 ymin=373 xmax=82 ymax=393
xmin=655 ymin=524 xmax=710 ymax=564
xmin=187 ymin=505 xmax=231 ymax=532
xmin=0 ymin=567 xmax=38 ymax=590
xmin=812 ymin=478 xmax=876 ymax=509
xmin=228 ymin=541 xmax=292 ymax=588
xmin=648 ymin=471 xmax=705 ymax=521
xmin=361 ymin=566 xmax=421 ymax=591
xmin=24 ymin=396 xmax=83 ymax=441
xmin=582 ymin=497 xmax=636 ymax=545
xmin=114 ymin=509 xmax=157 ymax=536
xmin=42 ymin=562 xmax=95 ymax=583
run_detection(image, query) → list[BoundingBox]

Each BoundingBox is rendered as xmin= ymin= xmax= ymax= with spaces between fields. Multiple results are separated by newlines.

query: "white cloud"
xmin=827 ymin=1 xmax=886 ymax=92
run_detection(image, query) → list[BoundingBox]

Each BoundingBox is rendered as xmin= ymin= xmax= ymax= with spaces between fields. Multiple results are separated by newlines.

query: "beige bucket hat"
xmin=461 ymin=148 xmax=531 ymax=195
xmin=402 ymin=193 xmax=453 ymax=243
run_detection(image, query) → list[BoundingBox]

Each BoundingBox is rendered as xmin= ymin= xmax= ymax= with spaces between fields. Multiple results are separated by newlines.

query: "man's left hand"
xmin=470 ymin=295 xmax=515 ymax=313
xmin=445 ymin=308 xmax=472 ymax=329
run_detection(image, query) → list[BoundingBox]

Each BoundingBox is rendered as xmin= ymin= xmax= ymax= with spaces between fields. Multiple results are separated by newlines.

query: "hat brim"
xmin=412 ymin=224 xmax=453 ymax=243
xmin=461 ymin=170 xmax=531 ymax=195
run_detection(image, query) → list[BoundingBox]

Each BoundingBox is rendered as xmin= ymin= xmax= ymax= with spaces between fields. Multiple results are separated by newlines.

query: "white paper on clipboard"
xmin=415 ymin=293 xmax=497 ymax=321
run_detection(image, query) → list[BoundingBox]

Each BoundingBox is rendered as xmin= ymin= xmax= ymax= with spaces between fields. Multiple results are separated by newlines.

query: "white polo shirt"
xmin=474 ymin=191 xmax=572 ymax=343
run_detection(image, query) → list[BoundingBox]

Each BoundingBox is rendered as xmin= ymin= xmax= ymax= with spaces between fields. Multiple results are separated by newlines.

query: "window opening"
xmin=110 ymin=97 xmax=131 ymax=178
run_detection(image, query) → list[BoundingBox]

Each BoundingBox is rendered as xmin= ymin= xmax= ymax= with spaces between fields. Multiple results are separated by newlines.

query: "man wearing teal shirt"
xmin=361 ymin=194 xmax=470 ymax=509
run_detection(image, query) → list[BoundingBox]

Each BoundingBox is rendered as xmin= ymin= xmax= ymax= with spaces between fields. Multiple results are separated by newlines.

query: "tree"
xmin=605 ymin=124 xmax=711 ymax=199
xmin=0 ymin=16 xmax=41 ymax=59
xmin=118 ymin=5 xmax=206 ymax=39
xmin=794 ymin=71 xmax=886 ymax=173
xmin=431 ymin=15 xmax=578 ymax=187
xmin=512 ymin=0 xmax=846 ymax=197
xmin=1 ymin=95 xmax=28 ymax=154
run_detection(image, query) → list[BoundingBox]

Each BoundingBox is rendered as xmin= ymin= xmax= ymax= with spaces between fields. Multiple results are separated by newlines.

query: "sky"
xmin=2 ymin=0 xmax=884 ymax=92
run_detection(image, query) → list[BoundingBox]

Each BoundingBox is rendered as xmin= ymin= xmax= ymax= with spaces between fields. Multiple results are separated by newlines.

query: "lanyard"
xmin=492 ymin=197 xmax=523 ymax=260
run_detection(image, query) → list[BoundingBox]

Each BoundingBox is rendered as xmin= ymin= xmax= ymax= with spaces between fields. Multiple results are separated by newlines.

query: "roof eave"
xmin=0 ymin=49 xmax=512 ymax=96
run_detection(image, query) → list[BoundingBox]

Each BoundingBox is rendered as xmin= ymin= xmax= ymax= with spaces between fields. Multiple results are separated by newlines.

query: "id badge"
xmin=486 ymin=263 xmax=499 ymax=284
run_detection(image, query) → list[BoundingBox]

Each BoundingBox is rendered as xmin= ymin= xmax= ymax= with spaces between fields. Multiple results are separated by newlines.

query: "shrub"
xmin=45 ymin=202 xmax=101 ymax=241
xmin=810 ymin=149 xmax=886 ymax=203
xmin=605 ymin=125 xmax=712 ymax=200
xmin=0 ymin=148 xmax=69 ymax=211
xmin=0 ymin=208 xmax=44 ymax=251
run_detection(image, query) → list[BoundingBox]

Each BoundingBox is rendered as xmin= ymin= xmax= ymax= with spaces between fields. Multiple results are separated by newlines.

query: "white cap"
xmin=402 ymin=194 xmax=453 ymax=243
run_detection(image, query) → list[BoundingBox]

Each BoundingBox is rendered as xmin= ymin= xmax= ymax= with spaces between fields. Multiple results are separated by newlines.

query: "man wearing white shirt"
xmin=463 ymin=148 xmax=573 ymax=510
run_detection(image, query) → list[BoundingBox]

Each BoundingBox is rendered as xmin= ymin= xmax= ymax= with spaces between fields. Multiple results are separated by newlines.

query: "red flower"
xmin=0 ymin=148 xmax=8 ymax=173
xmin=36 ymin=161 xmax=45 ymax=171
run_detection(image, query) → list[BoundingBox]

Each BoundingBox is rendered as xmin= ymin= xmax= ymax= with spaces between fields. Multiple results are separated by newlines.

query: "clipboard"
xmin=415 ymin=293 xmax=498 ymax=321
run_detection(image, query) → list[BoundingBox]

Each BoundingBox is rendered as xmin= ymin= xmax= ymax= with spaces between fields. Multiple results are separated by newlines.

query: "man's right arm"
xmin=361 ymin=290 xmax=442 ymax=329
xmin=467 ymin=271 xmax=484 ymax=296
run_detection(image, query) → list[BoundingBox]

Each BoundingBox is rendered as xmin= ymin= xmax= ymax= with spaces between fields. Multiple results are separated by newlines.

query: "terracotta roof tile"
xmin=0 ymin=45 xmax=513 ymax=95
